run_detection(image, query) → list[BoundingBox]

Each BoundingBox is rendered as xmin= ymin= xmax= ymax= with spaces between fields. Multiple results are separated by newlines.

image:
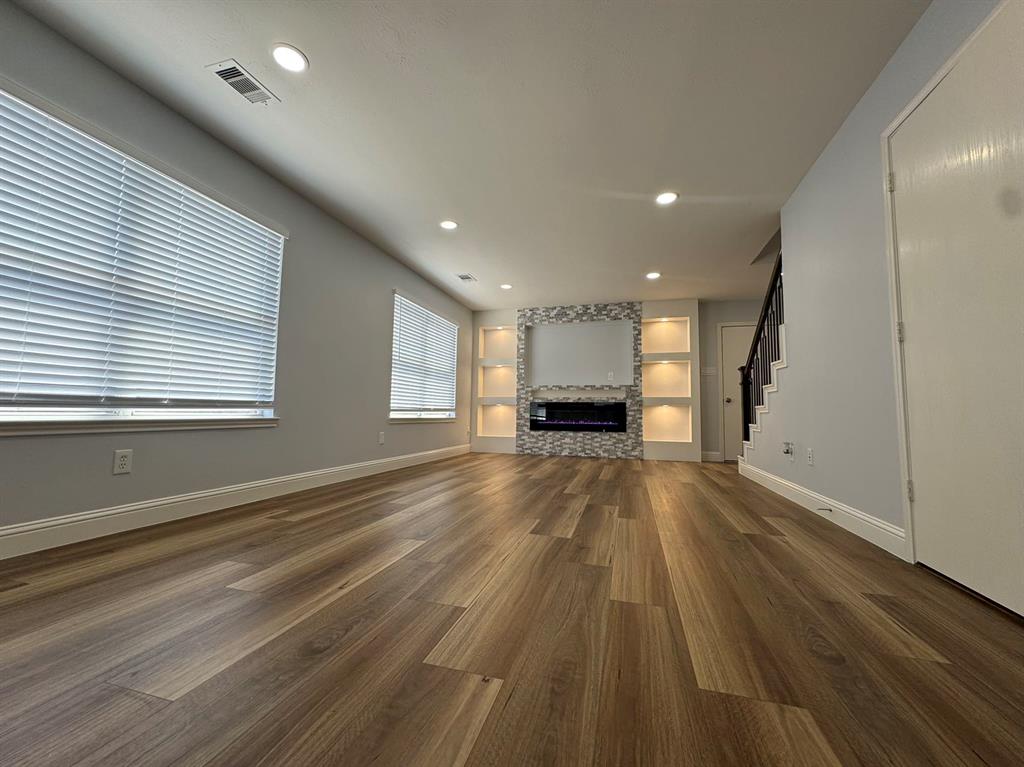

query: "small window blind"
xmin=0 ymin=89 xmax=283 ymax=422
xmin=389 ymin=293 xmax=458 ymax=420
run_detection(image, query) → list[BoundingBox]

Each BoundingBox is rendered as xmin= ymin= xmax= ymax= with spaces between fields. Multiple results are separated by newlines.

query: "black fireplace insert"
xmin=529 ymin=400 xmax=627 ymax=432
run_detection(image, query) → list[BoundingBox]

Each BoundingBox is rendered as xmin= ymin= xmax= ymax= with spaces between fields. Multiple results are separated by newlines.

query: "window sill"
xmin=388 ymin=418 xmax=457 ymax=424
xmin=0 ymin=417 xmax=279 ymax=438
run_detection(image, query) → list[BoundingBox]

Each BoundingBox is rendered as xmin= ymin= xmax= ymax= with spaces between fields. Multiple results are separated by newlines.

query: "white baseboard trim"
xmin=0 ymin=444 xmax=471 ymax=560
xmin=737 ymin=458 xmax=910 ymax=561
xmin=701 ymin=451 xmax=723 ymax=463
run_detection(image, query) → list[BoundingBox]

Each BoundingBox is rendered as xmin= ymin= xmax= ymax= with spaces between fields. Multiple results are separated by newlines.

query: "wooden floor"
xmin=1 ymin=454 xmax=1023 ymax=766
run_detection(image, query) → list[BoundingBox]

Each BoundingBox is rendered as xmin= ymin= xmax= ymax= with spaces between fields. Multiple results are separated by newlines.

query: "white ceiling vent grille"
xmin=456 ymin=273 xmax=478 ymax=282
xmin=207 ymin=59 xmax=279 ymax=105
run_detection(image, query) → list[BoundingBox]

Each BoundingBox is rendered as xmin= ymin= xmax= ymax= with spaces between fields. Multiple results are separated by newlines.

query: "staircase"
xmin=739 ymin=254 xmax=785 ymax=458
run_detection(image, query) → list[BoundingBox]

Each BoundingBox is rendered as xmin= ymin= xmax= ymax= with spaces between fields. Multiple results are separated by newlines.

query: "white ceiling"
xmin=18 ymin=0 xmax=929 ymax=310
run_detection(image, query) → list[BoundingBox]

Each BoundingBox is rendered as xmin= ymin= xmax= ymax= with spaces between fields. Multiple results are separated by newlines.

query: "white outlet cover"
xmin=113 ymin=448 xmax=133 ymax=475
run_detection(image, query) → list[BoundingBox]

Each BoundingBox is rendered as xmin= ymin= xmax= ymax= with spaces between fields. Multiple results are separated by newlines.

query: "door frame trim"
xmin=718 ymin=321 xmax=756 ymax=463
xmin=880 ymin=0 xmax=1009 ymax=564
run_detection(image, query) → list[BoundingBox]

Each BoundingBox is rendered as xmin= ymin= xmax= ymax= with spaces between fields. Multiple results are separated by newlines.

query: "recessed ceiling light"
xmin=500 ymin=284 xmax=512 ymax=290
xmin=439 ymin=220 xmax=458 ymax=230
xmin=496 ymin=326 xmax=504 ymax=330
xmin=272 ymin=44 xmax=308 ymax=73
xmin=655 ymin=191 xmax=679 ymax=206
xmin=646 ymin=272 xmax=661 ymax=280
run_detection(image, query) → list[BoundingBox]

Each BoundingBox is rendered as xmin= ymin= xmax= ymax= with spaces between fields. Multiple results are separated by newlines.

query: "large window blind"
xmin=389 ymin=293 xmax=458 ymax=420
xmin=0 ymin=89 xmax=283 ymax=423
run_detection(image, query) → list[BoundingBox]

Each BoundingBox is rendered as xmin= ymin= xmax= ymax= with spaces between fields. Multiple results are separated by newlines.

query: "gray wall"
xmin=698 ymin=299 xmax=762 ymax=457
xmin=746 ymin=0 xmax=998 ymax=526
xmin=0 ymin=0 xmax=472 ymax=527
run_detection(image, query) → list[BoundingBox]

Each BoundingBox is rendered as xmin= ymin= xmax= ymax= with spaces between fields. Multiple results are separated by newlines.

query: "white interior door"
xmin=721 ymin=324 xmax=755 ymax=462
xmin=890 ymin=0 xmax=1024 ymax=614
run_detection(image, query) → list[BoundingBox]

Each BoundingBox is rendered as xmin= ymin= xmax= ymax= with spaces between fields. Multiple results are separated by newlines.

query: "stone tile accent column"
xmin=516 ymin=302 xmax=642 ymax=458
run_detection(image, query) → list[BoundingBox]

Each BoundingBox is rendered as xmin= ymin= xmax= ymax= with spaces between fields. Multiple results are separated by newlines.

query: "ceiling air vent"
xmin=456 ymin=273 xmax=478 ymax=283
xmin=207 ymin=59 xmax=280 ymax=105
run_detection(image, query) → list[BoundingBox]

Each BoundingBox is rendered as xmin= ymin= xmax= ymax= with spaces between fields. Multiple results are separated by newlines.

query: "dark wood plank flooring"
xmin=1 ymin=453 xmax=1022 ymax=765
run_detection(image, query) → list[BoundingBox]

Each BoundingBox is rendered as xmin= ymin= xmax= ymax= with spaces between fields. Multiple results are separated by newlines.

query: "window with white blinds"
xmin=0 ymin=89 xmax=283 ymax=424
xmin=389 ymin=293 xmax=458 ymax=420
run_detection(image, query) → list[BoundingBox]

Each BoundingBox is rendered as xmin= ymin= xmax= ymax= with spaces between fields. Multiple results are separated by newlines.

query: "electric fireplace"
xmin=529 ymin=401 xmax=627 ymax=432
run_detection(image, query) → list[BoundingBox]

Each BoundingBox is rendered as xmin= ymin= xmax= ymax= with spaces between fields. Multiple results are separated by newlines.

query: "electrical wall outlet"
xmin=378 ymin=431 xmax=385 ymax=445
xmin=113 ymin=449 xmax=133 ymax=475
xmin=782 ymin=441 xmax=795 ymax=461
xmin=607 ymin=371 xmax=614 ymax=381
xmin=807 ymin=448 xmax=815 ymax=466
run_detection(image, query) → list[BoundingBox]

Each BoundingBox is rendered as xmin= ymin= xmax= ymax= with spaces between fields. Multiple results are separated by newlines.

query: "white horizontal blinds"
xmin=0 ymin=90 xmax=283 ymax=409
xmin=390 ymin=293 xmax=458 ymax=418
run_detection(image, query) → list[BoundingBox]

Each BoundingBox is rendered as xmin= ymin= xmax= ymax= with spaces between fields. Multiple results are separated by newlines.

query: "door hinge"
xmin=907 ymin=479 xmax=915 ymax=502
xmin=888 ymin=172 xmax=895 ymax=193
xmin=896 ymin=321 xmax=905 ymax=343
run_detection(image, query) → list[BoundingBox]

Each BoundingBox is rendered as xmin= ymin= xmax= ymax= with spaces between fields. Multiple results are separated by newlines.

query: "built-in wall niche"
xmin=477 ymin=403 xmax=516 ymax=438
xmin=641 ymin=317 xmax=690 ymax=354
xmin=643 ymin=404 xmax=692 ymax=443
xmin=642 ymin=360 xmax=691 ymax=398
xmin=479 ymin=326 xmax=516 ymax=360
xmin=479 ymin=364 xmax=516 ymax=397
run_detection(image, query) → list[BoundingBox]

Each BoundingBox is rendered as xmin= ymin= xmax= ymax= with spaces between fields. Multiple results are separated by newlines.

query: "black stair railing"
xmin=739 ymin=254 xmax=784 ymax=442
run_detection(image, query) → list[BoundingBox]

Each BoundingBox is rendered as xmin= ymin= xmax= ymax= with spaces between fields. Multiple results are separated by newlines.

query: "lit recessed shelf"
xmin=477 ymin=402 xmax=515 ymax=438
xmin=479 ymin=326 xmax=516 ymax=359
xmin=641 ymin=317 xmax=690 ymax=354
xmin=479 ymin=365 xmax=516 ymax=398
xmin=643 ymin=403 xmax=692 ymax=443
xmin=642 ymin=359 xmax=691 ymax=398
